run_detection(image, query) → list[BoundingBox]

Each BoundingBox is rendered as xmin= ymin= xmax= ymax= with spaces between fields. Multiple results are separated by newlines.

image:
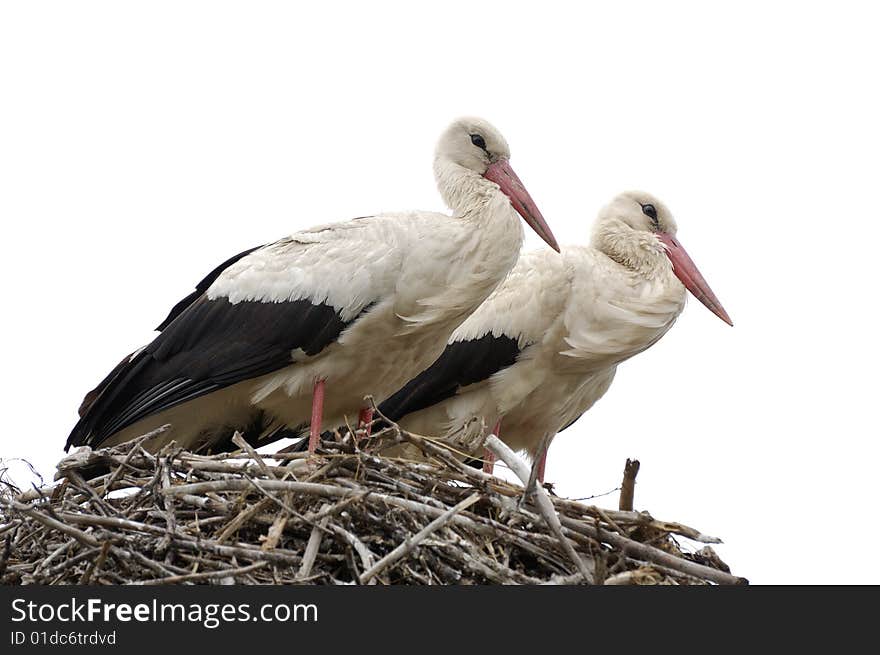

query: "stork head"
xmin=434 ymin=117 xmax=559 ymax=252
xmin=593 ymin=191 xmax=733 ymax=326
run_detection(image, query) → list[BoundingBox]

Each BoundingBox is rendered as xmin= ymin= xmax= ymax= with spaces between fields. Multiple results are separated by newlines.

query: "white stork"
xmin=378 ymin=191 xmax=731 ymax=481
xmin=67 ymin=117 xmax=560 ymax=456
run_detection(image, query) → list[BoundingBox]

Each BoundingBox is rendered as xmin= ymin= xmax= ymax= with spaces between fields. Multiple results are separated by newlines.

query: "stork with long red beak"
xmin=67 ymin=117 xmax=559 ymax=455
xmin=379 ymin=191 xmax=731 ymax=481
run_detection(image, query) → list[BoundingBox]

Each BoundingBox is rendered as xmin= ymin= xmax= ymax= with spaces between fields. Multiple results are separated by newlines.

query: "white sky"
xmin=1 ymin=2 xmax=878 ymax=584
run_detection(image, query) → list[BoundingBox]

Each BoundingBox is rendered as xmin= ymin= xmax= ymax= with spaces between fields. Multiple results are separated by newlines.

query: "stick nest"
xmin=0 ymin=426 xmax=745 ymax=585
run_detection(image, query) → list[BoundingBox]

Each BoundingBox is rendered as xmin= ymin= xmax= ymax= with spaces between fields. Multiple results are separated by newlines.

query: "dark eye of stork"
xmin=470 ymin=133 xmax=487 ymax=151
xmin=641 ymin=203 xmax=659 ymax=228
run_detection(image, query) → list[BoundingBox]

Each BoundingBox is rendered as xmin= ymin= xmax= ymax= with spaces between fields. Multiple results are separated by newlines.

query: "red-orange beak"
xmin=484 ymin=159 xmax=560 ymax=252
xmin=657 ymin=232 xmax=733 ymax=326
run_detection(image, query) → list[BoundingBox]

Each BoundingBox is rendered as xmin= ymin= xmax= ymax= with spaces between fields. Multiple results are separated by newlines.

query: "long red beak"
xmin=484 ymin=159 xmax=560 ymax=252
xmin=657 ymin=232 xmax=733 ymax=326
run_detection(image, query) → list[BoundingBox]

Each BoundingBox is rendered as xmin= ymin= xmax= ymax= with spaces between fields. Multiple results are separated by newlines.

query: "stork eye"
xmin=641 ymin=203 xmax=658 ymax=221
xmin=470 ymin=134 xmax=487 ymax=150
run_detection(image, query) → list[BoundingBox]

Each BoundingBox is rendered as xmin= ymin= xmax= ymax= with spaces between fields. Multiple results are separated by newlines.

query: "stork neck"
xmin=433 ymin=159 xmax=513 ymax=224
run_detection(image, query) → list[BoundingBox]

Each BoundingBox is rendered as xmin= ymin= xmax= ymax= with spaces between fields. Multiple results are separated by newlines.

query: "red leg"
xmin=483 ymin=419 xmax=502 ymax=475
xmin=536 ymin=450 xmax=547 ymax=484
xmin=357 ymin=406 xmax=374 ymax=441
xmin=308 ymin=379 xmax=326 ymax=454
xmin=483 ymin=450 xmax=496 ymax=475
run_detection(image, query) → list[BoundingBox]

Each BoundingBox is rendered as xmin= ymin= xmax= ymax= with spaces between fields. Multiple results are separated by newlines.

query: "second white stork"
xmin=67 ymin=117 xmax=560 ymax=456
xmin=378 ymin=191 xmax=731 ymax=481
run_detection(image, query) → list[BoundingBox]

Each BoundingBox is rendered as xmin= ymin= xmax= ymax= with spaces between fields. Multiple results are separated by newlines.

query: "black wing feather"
xmin=379 ymin=333 xmax=523 ymax=422
xmin=67 ymin=295 xmax=357 ymax=450
xmin=78 ymin=245 xmax=265 ymax=419
xmin=156 ymin=245 xmax=264 ymax=331
xmin=77 ymin=352 xmax=136 ymax=417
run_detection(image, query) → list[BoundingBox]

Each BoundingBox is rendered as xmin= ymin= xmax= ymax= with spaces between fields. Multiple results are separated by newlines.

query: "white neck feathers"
xmin=590 ymin=218 xmax=672 ymax=281
xmin=433 ymin=158 xmax=512 ymax=223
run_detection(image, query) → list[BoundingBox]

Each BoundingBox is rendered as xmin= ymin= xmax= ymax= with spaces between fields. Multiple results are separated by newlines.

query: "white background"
xmin=1 ymin=2 xmax=878 ymax=584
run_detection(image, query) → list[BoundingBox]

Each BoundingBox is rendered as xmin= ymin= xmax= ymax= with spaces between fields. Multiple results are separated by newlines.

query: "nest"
xmin=0 ymin=424 xmax=744 ymax=585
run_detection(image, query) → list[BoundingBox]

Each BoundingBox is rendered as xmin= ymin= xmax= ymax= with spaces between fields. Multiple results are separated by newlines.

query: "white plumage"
xmin=232 ymin=209 xmax=525 ymax=431
xmin=380 ymin=191 xmax=731 ymax=479
xmin=68 ymin=117 xmax=559 ymax=454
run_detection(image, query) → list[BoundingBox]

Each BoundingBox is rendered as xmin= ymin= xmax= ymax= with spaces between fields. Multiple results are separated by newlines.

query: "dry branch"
xmin=619 ymin=458 xmax=640 ymax=511
xmin=484 ymin=435 xmax=592 ymax=582
xmin=359 ymin=492 xmax=480 ymax=584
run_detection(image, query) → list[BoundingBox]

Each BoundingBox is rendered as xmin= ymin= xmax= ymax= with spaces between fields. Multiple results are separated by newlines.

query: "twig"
xmin=6 ymin=501 xmax=99 ymax=547
xmin=558 ymin=515 xmax=744 ymax=585
xmin=80 ymin=541 xmax=112 ymax=584
xmin=619 ymin=459 xmax=640 ymax=511
xmin=137 ymin=561 xmax=268 ymax=585
xmin=298 ymin=513 xmax=329 ymax=580
xmin=98 ymin=434 xmax=157 ymax=497
xmin=231 ymin=432 xmax=274 ymax=479
xmin=360 ymin=492 xmax=480 ymax=584
xmin=484 ymin=436 xmax=592 ymax=583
